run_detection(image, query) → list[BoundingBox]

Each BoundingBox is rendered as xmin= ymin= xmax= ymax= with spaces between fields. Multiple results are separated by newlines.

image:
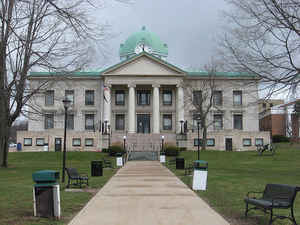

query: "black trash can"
xmin=91 ymin=161 xmax=103 ymax=176
xmin=176 ymin=158 xmax=185 ymax=170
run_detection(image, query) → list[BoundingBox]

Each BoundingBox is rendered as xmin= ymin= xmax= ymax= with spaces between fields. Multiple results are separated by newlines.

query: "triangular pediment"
xmin=102 ymin=53 xmax=186 ymax=76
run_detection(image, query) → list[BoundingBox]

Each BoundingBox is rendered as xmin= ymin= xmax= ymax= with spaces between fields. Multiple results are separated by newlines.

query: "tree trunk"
xmin=202 ymin=121 xmax=207 ymax=151
xmin=0 ymin=94 xmax=10 ymax=168
xmin=0 ymin=136 xmax=9 ymax=168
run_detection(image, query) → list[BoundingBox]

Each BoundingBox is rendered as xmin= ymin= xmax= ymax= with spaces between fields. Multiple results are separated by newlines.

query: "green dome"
xmin=119 ymin=26 xmax=168 ymax=59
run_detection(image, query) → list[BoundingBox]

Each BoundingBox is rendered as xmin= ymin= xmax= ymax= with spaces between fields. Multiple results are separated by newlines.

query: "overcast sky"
xmin=93 ymin=0 xmax=229 ymax=70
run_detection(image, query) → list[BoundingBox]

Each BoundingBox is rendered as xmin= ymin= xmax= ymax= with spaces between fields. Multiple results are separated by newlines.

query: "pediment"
xmin=102 ymin=54 xmax=185 ymax=76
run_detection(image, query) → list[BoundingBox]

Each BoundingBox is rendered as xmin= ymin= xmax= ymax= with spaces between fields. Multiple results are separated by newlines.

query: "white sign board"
xmin=116 ymin=157 xmax=123 ymax=167
xmin=192 ymin=170 xmax=207 ymax=191
xmin=160 ymin=155 xmax=166 ymax=163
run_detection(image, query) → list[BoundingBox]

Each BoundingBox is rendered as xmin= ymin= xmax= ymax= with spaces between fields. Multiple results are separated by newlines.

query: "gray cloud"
xmin=94 ymin=0 xmax=229 ymax=70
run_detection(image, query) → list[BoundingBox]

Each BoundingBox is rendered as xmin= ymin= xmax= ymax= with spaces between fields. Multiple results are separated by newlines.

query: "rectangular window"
xmin=85 ymin=90 xmax=95 ymax=105
xmin=194 ymin=138 xmax=202 ymax=146
xmin=207 ymin=138 xmax=215 ymax=146
xmin=163 ymin=90 xmax=172 ymax=105
xmin=44 ymin=113 xmax=54 ymax=129
xmin=213 ymin=114 xmax=223 ymax=130
xmin=67 ymin=114 xmax=74 ymax=130
xmin=36 ymin=138 xmax=45 ymax=146
xmin=243 ymin=138 xmax=251 ymax=146
xmin=72 ymin=138 xmax=81 ymax=146
xmin=24 ymin=138 xmax=32 ymax=146
xmin=137 ymin=90 xmax=151 ymax=105
xmin=85 ymin=138 xmax=94 ymax=147
xmin=255 ymin=138 xmax=264 ymax=146
xmin=213 ymin=91 xmax=222 ymax=106
xmin=65 ymin=90 xmax=74 ymax=104
xmin=115 ymin=90 xmax=125 ymax=105
xmin=163 ymin=114 xmax=172 ymax=130
xmin=233 ymin=114 xmax=243 ymax=130
xmin=233 ymin=90 xmax=242 ymax=106
xmin=115 ymin=114 xmax=125 ymax=130
xmin=85 ymin=114 xmax=94 ymax=130
xmin=193 ymin=90 xmax=202 ymax=105
xmin=45 ymin=90 xmax=54 ymax=106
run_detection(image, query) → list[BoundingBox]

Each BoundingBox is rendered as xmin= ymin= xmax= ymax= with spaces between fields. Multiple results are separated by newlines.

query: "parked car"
xmin=9 ymin=143 xmax=17 ymax=148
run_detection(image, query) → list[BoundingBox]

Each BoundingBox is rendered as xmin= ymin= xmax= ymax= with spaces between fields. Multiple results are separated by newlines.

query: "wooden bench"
xmin=184 ymin=162 xmax=194 ymax=176
xmin=257 ymin=144 xmax=275 ymax=156
xmin=103 ymin=158 xmax=113 ymax=168
xmin=245 ymin=184 xmax=300 ymax=225
xmin=167 ymin=157 xmax=176 ymax=166
xmin=65 ymin=168 xmax=89 ymax=188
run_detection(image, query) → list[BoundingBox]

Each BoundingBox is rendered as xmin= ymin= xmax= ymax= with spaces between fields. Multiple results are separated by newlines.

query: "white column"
xmin=176 ymin=84 xmax=185 ymax=133
xmin=103 ymin=84 xmax=111 ymax=125
xmin=128 ymin=84 xmax=136 ymax=133
xmin=152 ymin=84 xmax=160 ymax=133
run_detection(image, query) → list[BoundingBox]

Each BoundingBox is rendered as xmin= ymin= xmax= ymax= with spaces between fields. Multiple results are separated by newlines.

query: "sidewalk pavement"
xmin=68 ymin=161 xmax=230 ymax=225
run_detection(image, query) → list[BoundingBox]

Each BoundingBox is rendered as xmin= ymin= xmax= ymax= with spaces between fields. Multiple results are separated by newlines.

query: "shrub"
xmin=102 ymin=148 xmax=109 ymax=153
xmin=272 ymin=135 xmax=290 ymax=143
xmin=164 ymin=145 xmax=179 ymax=156
xmin=108 ymin=145 xmax=125 ymax=156
xmin=179 ymin=147 xmax=187 ymax=152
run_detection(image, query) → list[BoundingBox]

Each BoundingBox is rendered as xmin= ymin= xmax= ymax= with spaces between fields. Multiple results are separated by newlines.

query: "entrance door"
xmin=137 ymin=114 xmax=150 ymax=133
xmin=55 ymin=138 xmax=62 ymax=152
xmin=225 ymin=138 xmax=232 ymax=151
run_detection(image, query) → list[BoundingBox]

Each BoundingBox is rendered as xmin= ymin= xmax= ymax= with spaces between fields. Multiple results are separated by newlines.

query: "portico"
xmin=103 ymin=80 xmax=185 ymax=135
xmin=101 ymin=50 xmax=186 ymax=135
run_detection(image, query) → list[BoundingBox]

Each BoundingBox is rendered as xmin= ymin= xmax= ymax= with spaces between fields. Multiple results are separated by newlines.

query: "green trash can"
xmin=32 ymin=170 xmax=60 ymax=218
xmin=116 ymin=152 xmax=123 ymax=166
xmin=160 ymin=151 xmax=166 ymax=163
xmin=192 ymin=160 xmax=208 ymax=191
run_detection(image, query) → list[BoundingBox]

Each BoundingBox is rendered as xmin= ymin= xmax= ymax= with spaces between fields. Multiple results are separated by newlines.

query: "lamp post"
xmin=107 ymin=124 xmax=111 ymax=148
xmin=197 ymin=120 xmax=200 ymax=160
xmin=161 ymin=135 xmax=165 ymax=152
xmin=104 ymin=120 xmax=108 ymax=134
xmin=180 ymin=120 xmax=184 ymax=134
xmin=123 ymin=136 xmax=126 ymax=151
xmin=62 ymin=98 xmax=71 ymax=183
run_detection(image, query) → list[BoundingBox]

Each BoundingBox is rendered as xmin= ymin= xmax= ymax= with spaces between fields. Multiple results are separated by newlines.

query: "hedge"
xmin=164 ymin=145 xmax=179 ymax=156
xmin=108 ymin=145 xmax=125 ymax=156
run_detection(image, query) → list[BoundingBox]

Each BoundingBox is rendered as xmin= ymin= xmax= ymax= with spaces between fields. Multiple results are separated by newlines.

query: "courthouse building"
xmin=17 ymin=27 xmax=270 ymax=151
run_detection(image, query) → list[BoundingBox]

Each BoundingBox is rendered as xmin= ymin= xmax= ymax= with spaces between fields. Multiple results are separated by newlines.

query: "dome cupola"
xmin=119 ymin=26 xmax=168 ymax=60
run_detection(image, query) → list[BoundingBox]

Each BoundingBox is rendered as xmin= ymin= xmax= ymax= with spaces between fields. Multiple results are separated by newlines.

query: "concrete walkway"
xmin=68 ymin=161 xmax=230 ymax=225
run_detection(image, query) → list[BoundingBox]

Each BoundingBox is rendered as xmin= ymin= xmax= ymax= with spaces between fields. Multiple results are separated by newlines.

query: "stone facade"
xmin=17 ymin=54 xmax=270 ymax=152
xmin=17 ymin=27 xmax=270 ymax=151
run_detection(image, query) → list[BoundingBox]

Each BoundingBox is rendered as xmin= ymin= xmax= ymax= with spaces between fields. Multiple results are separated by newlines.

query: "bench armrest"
xmin=246 ymin=191 xmax=263 ymax=198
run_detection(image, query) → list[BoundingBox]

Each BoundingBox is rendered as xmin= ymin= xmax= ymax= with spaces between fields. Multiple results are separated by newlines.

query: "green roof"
xmin=119 ymin=26 xmax=168 ymax=58
xmin=187 ymin=71 xmax=257 ymax=78
xmin=28 ymin=54 xmax=257 ymax=79
xmin=29 ymin=71 xmax=101 ymax=77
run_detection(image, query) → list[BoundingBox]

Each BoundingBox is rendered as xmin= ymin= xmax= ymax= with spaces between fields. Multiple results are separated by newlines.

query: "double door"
xmin=137 ymin=114 xmax=150 ymax=133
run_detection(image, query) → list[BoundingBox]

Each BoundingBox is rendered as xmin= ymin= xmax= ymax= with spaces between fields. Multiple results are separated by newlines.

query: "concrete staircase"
xmin=126 ymin=134 xmax=162 ymax=152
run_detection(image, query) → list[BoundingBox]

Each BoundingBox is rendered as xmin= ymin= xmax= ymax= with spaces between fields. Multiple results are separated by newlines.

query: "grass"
xmin=166 ymin=143 xmax=300 ymax=225
xmin=0 ymin=151 xmax=117 ymax=225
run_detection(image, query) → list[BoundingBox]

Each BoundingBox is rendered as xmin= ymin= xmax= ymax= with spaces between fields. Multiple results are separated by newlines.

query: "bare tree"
xmin=185 ymin=64 xmax=222 ymax=150
xmin=0 ymin=0 xmax=127 ymax=167
xmin=220 ymin=0 xmax=300 ymax=98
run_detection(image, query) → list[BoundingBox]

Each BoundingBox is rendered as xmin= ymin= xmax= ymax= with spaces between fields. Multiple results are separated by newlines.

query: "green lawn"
xmin=166 ymin=143 xmax=300 ymax=225
xmin=0 ymin=151 xmax=117 ymax=225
